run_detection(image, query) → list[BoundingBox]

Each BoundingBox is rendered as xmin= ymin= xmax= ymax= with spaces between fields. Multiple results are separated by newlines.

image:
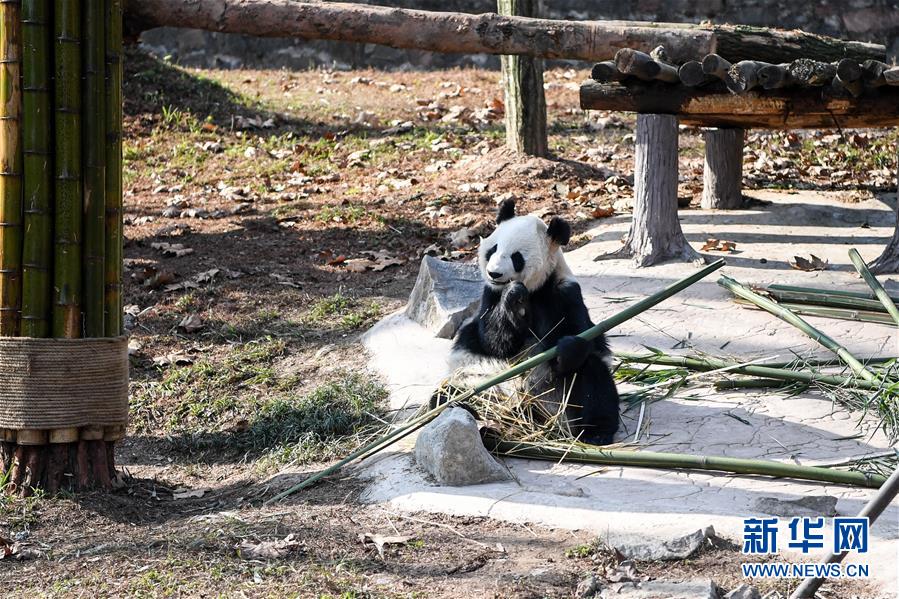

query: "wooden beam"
xmin=122 ymin=0 xmax=887 ymax=64
xmin=580 ymin=81 xmax=899 ymax=129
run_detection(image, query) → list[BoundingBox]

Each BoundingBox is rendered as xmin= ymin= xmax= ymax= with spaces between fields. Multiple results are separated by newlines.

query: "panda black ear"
xmin=547 ymin=216 xmax=571 ymax=246
xmin=496 ymin=199 xmax=516 ymax=224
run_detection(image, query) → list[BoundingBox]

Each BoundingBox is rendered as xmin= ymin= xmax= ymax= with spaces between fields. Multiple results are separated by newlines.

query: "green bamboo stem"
xmin=714 ymin=378 xmax=796 ymax=390
xmin=735 ymin=298 xmax=896 ymax=326
xmin=81 ymin=0 xmax=105 ymax=337
xmin=265 ymin=259 xmax=727 ymax=504
xmin=0 ymin=0 xmax=23 ymax=336
xmin=52 ymin=0 xmax=82 ymax=338
xmin=485 ymin=439 xmax=886 ymax=489
xmin=615 ymin=352 xmax=883 ymax=390
xmin=20 ymin=0 xmax=51 ymax=338
xmin=763 ymin=287 xmax=888 ymax=314
xmin=768 ymin=284 xmax=897 ymax=303
xmin=103 ymin=0 xmax=122 ymax=336
xmin=848 ymin=248 xmax=899 ymax=326
xmin=762 ymin=355 xmax=896 ymax=369
xmin=719 ymin=275 xmax=879 ymax=384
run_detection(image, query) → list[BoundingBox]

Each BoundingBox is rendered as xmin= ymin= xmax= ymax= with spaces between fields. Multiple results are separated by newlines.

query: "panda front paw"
xmin=554 ymin=335 xmax=592 ymax=374
xmin=502 ymin=281 xmax=529 ymax=318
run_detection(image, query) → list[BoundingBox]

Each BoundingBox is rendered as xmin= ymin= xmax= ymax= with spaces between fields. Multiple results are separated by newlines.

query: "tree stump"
xmin=701 ymin=128 xmax=745 ymax=209
xmin=498 ymin=0 xmax=547 ymax=157
xmin=869 ymin=144 xmax=899 ymax=274
xmin=597 ymin=114 xmax=701 ymax=266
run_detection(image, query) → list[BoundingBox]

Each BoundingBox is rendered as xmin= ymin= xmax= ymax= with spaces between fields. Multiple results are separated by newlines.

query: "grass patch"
xmin=130 ymin=339 xmax=388 ymax=466
xmin=307 ymin=293 xmax=382 ymax=330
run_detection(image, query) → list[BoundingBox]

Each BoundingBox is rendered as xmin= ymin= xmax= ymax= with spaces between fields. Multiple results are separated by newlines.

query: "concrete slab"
xmin=360 ymin=191 xmax=899 ymax=595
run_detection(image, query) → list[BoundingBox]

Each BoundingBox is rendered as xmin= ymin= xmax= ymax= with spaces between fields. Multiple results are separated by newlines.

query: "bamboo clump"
xmin=0 ymin=0 xmax=126 ymax=493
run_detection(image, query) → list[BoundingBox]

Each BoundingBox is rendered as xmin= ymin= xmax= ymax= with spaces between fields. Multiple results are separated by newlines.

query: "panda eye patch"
xmin=485 ymin=245 xmax=497 ymax=260
xmin=511 ymin=251 xmax=525 ymax=272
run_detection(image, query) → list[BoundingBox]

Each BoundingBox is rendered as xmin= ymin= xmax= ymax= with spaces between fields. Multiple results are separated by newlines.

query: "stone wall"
xmin=139 ymin=0 xmax=899 ymax=70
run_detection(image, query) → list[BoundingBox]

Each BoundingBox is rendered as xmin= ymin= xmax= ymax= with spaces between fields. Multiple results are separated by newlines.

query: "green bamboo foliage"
xmin=103 ymin=0 xmax=121 ymax=336
xmin=82 ymin=0 xmax=104 ymax=337
xmin=20 ymin=0 xmax=51 ymax=337
xmin=848 ymin=248 xmax=899 ymax=326
xmin=52 ymin=0 xmax=81 ymax=338
xmin=0 ymin=0 xmax=22 ymax=336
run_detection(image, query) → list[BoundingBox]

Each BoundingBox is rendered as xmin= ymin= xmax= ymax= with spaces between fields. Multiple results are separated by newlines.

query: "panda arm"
xmin=552 ymin=280 xmax=610 ymax=374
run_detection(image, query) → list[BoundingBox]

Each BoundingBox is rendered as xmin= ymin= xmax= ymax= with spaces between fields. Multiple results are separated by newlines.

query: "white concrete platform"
xmin=360 ymin=191 xmax=899 ymax=595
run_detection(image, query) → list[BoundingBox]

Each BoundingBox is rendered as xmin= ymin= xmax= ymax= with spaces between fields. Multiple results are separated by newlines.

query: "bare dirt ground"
xmin=0 ymin=48 xmax=894 ymax=597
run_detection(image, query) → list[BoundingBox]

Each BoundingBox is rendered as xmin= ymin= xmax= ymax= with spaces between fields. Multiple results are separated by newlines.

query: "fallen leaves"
xmin=151 ymin=242 xmax=194 ymax=257
xmin=790 ymin=254 xmax=828 ymax=271
xmin=178 ymin=313 xmax=204 ymax=333
xmin=358 ymin=533 xmax=413 ymax=559
xmin=700 ymin=238 xmax=737 ymax=253
xmin=0 ymin=536 xmax=43 ymax=561
xmin=327 ymin=250 xmax=404 ymax=273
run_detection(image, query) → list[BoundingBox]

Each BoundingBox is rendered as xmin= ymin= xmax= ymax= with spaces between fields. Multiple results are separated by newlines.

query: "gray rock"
xmin=754 ymin=495 xmax=838 ymax=518
xmin=601 ymin=579 xmax=719 ymax=599
xmin=614 ymin=526 xmax=715 ymax=561
xmin=414 ymin=408 xmax=511 ymax=486
xmin=577 ymin=573 xmax=602 ymax=598
xmin=724 ymin=583 xmax=762 ymax=599
xmin=405 ymin=256 xmax=482 ymax=339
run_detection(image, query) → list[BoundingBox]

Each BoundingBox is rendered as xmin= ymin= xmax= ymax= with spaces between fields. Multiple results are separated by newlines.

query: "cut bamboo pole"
xmin=848 ymin=248 xmax=899 ymax=326
xmin=485 ymin=439 xmax=886 ymax=489
xmin=764 ymin=286 xmax=888 ymax=313
xmin=735 ymin=297 xmax=895 ymax=326
xmin=767 ymin=284 xmax=885 ymax=301
xmin=718 ymin=276 xmax=879 ymax=384
xmin=82 ymin=0 xmax=105 ymax=337
xmin=0 ymin=0 xmax=23 ymax=336
xmin=52 ymin=0 xmax=82 ymax=338
xmin=103 ymin=0 xmax=122 ymax=335
xmin=615 ymin=352 xmax=883 ymax=391
xmin=20 ymin=0 xmax=52 ymax=337
xmin=265 ymin=259 xmax=726 ymax=503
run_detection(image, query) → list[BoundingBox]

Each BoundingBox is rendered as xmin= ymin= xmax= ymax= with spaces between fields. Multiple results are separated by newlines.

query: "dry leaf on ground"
xmin=700 ymin=238 xmax=737 ymax=252
xmin=238 ymin=534 xmax=304 ymax=560
xmin=790 ymin=254 xmax=828 ymax=271
xmin=358 ymin=533 xmax=412 ymax=559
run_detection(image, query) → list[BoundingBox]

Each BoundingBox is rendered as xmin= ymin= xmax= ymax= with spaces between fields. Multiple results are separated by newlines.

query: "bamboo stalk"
xmin=714 ymin=378 xmax=796 ymax=390
xmin=20 ymin=0 xmax=52 ymax=337
xmin=848 ymin=248 xmax=899 ymax=326
xmin=265 ymin=259 xmax=727 ymax=503
xmin=764 ymin=286 xmax=888 ymax=314
xmin=81 ymin=0 xmax=105 ymax=337
xmin=485 ymin=438 xmax=886 ymax=489
xmin=718 ymin=276 xmax=879 ymax=384
xmin=615 ymin=352 xmax=882 ymax=390
xmin=0 ymin=0 xmax=23 ymax=336
xmin=52 ymin=0 xmax=82 ymax=338
xmin=103 ymin=0 xmax=121 ymax=335
xmin=768 ymin=284 xmax=894 ymax=302
xmin=735 ymin=297 xmax=896 ymax=326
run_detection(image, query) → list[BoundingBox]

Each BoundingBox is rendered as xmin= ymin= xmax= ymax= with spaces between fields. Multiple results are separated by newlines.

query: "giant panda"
xmin=437 ymin=198 xmax=620 ymax=445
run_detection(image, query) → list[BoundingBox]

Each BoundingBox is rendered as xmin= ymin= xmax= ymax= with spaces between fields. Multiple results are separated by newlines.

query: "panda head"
xmin=478 ymin=199 xmax=571 ymax=292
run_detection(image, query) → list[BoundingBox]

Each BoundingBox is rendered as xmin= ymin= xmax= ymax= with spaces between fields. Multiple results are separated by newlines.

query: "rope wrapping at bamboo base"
xmin=0 ymin=335 xmax=128 ymax=429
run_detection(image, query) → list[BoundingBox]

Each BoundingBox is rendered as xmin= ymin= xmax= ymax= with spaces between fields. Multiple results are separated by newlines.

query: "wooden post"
xmin=701 ymin=128 xmax=744 ymax=209
xmin=596 ymin=114 xmax=700 ymax=266
xmin=869 ymin=138 xmax=899 ymax=274
xmin=498 ymin=0 xmax=547 ymax=157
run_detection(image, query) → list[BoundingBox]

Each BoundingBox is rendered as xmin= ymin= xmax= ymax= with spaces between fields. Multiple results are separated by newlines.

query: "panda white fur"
xmin=438 ymin=199 xmax=620 ymax=445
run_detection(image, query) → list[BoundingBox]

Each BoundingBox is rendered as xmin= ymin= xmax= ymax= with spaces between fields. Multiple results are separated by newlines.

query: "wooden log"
xmin=701 ymin=128 xmax=744 ymax=210
xmin=579 ymin=81 xmax=899 ymax=129
xmin=862 ymin=60 xmax=889 ymax=87
xmin=885 ymin=66 xmax=899 ymax=86
xmin=498 ymin=0 xmax=546 ymax=157
xmin=833 ymin=73 xmax=863 ymax=97
xmin=49 ymin=427 xmax=80 ymax=443
xmin=678 ymin=60 xmax=717 ymax=87
xmin=596 ymin=114 xmax=700 ymax=266
xmin=123 ymin=1 xmax=887 ymax=63
xmin=727 ymin=60 xmax=773 ymax=93
xmin=615 ymin=48 xmax=679 ymax=83
xmin=836 ymin=58 xmax=863 ymax=83
xmin=868 ymin=143 xmax=899 ymax=274
xmin=16 ymin=429 xmax=47 ymax=445
xmin=591 ymin=60 xmax=623 ymax=83
xmin=702 ymin=54 xmax=731 ymax=80
xmin=757 ymin=63 xmax=794 ymax=90
xmin=789 ymin=59 xmax=837 ymax=86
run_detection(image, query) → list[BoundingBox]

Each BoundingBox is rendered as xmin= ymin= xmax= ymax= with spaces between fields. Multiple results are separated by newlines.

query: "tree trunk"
xmin=122 ymin=0 xmax=886 ymax=64
xmin=498 ymin=0 xmax=546 ymax=157
xmin=597 ymin=114 xmax=700 ymax=266
xmin=580 ymin=80 xmax=899 ymax=129
xmin=869 ymin=142 xmax=899 ymax=274
xmin=701 ymin=128 xmax=744 ymax=209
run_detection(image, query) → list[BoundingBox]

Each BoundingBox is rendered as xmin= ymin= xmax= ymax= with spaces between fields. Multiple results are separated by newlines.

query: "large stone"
xmin=405 ymin=256 xmax=482 ymax=339
xmin=600 ymin=579 xmax=719 ymax=599
xmin=414 ymin=407 xmax=511 ymax=486
xmin=754 ymin=495 xmax=838 ymax=518
xmin=613 ymin=526 xmax=716 ymax=561
xmin=723 ymin=583 xmax=761 ymax=599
